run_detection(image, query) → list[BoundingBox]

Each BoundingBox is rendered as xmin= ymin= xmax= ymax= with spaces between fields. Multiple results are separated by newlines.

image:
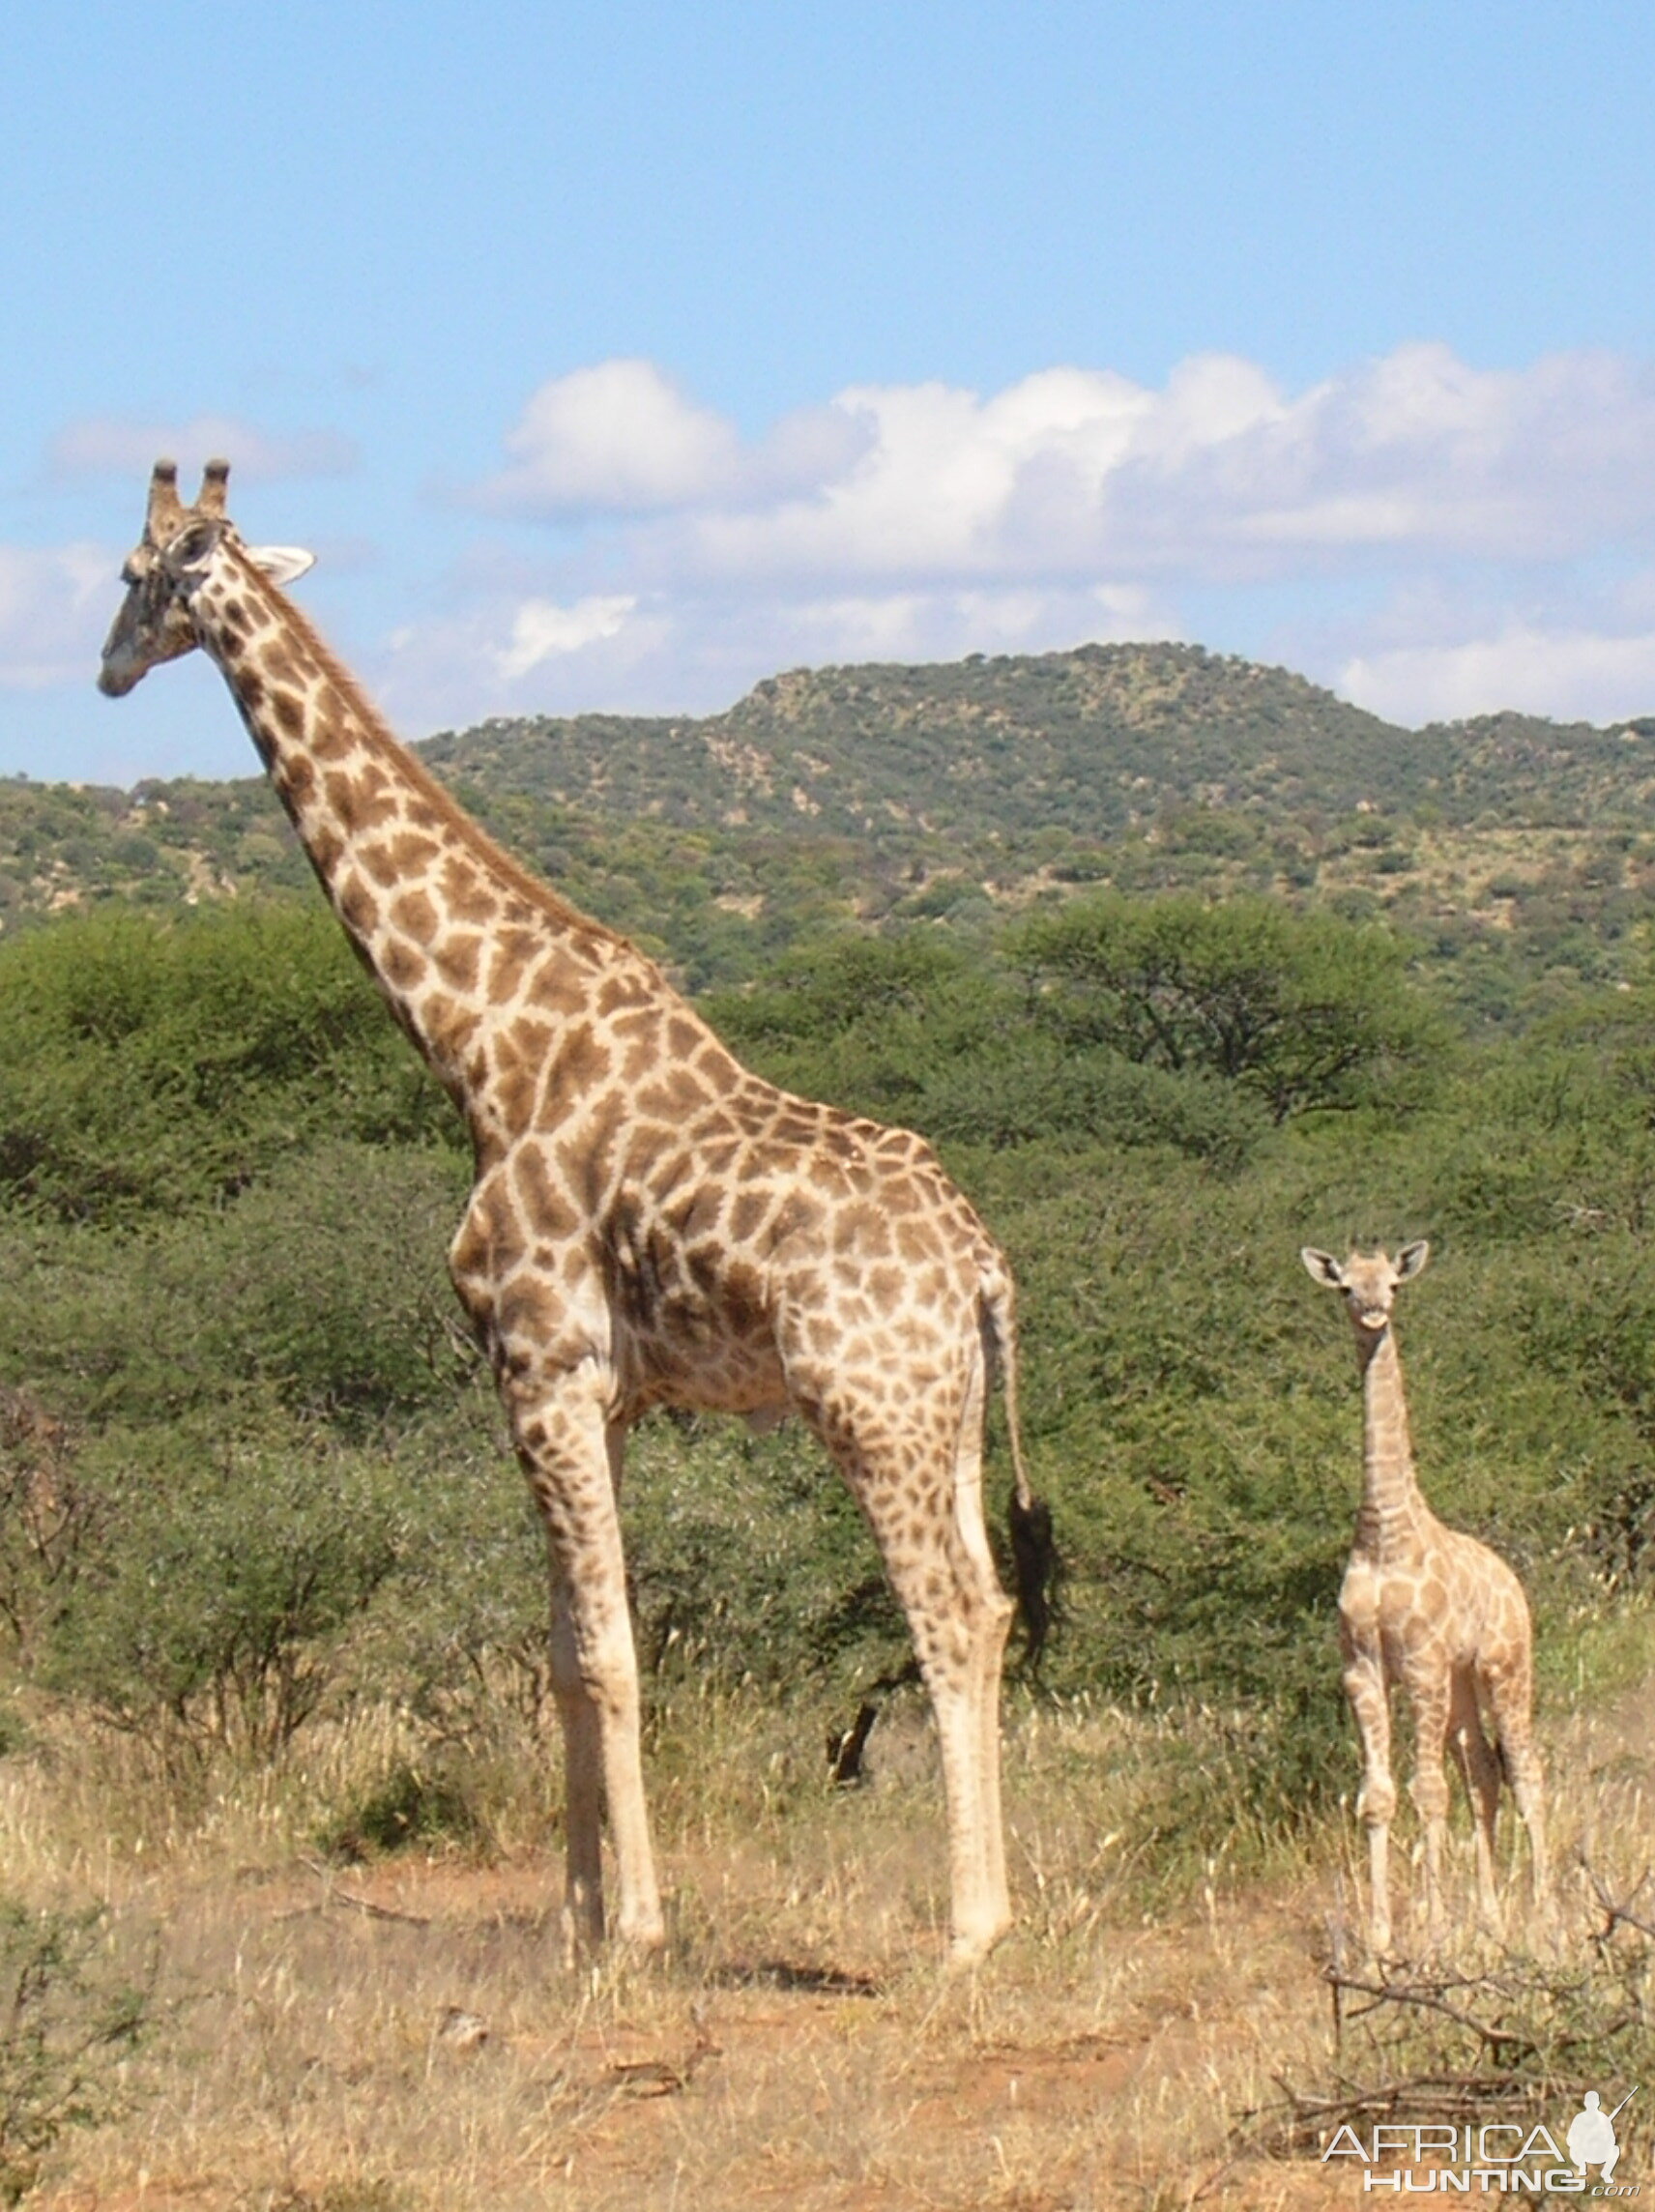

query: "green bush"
xmin=186 ymin=1143 xmax=474 ymax=1423
xmin=1008 ymin=891 xmax=1447 ymax=1121
xmin=917 ymin=1038 xmax=1269 ymax=1166
xmin=0 ymin=1898 xmax=151 ymax=2204
xmin=44 ymin=1422 xmax=411 ymax=1756
xmin=706 ymin=926 xmax=1272 ymax=1163
xmin=0 ymin=1145 xmax=471 ymax=1430
xmin=0 ymin=903 xmax=459 ymax=1223
xmin=316 ymin=1760 xmax=483 ymax=1861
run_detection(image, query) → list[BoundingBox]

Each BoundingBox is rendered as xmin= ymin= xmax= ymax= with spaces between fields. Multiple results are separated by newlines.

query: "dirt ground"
xmin=12 ymin=1841 xmax=1429 ymax=2212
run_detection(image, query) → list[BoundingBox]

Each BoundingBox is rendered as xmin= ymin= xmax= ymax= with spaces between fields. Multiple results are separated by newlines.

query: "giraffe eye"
xmin=172 ymin=522 xmax=218 ymax=567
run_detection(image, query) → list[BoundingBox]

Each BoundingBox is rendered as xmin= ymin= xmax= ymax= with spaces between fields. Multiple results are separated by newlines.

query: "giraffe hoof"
xmin=614 ymin=1910 xmax=668 ymax=1956
xmin=945 ymin=1918 xmax=1012 ymax=1971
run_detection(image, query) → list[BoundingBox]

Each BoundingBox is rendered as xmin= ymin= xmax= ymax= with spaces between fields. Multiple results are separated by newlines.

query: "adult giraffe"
xmin=99 ymin=459 xmax=1051 ymax=1965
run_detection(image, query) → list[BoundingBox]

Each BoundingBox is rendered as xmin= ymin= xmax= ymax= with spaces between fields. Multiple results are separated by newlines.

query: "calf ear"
xmin=247 ymin=545 xmax=316 ymax=586
xmin=1300 ymin=1248 xmax=1345 ymax=1287
xmin=1395 ymin=1239 xmax=1431 ymax=1281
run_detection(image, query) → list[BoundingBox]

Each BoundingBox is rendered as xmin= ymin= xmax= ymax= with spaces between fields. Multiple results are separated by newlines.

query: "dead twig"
xmin=276 ymin=1857 xmax=432 ymax=1928
xmin=1328 ymin=1970 xmax=1542 ymax=2061
xmin=1583 ymin=1853 xmax=1655 ymax=1944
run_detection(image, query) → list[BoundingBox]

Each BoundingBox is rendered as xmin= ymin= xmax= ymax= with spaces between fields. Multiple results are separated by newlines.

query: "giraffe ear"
xmin=1394 ymin=1239 xmax=1430 ymax=1281
xmin=247 ymin=545 xmax=316 ymax=586
xmin=1300 ymin=1248 xmax=1345 ymax=1288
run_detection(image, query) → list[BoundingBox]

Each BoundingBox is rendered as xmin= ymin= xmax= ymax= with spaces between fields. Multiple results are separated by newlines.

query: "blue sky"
xmin=6 ymin=1 xmax=1655 ymax=783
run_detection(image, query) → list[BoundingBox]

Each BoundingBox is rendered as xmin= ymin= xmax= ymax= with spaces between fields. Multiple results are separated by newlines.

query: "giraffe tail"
xmin=983 ymin=1274 xmax=1058 ymax=1669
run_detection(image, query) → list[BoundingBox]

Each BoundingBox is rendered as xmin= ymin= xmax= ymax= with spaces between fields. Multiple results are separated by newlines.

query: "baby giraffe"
xmin=1301 ymin=1243 xmax=1549 ymax=1955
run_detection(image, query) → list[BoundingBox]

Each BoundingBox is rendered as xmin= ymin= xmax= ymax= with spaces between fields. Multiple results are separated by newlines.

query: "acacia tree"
xmin=1009 ymin=893 xmax=1446 ymax=1122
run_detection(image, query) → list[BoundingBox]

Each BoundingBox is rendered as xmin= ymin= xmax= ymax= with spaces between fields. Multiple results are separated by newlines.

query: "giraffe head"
xmin=98 ymin=458 xmax=315 ymax=697
xmin=1301 ymin=1241 xmax=1430 ymax=1338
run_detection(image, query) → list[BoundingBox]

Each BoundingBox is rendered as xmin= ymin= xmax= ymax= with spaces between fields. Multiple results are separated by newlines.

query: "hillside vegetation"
xmin=421 ymin=643 xmax=1655 ymax=835
xmin=12 ymin=643 xmax=1655 ymax=1011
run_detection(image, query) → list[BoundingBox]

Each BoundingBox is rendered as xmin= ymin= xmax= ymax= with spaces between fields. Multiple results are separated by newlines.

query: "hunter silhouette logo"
xmin=1321 ymin=2083 xmax=1640 ymax=2193
xmin=1569 ymin=2089 xmax=1636 ymax=2188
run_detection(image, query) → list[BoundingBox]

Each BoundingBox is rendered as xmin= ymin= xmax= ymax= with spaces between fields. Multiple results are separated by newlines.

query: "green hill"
xmin=422 ymin=642 xmax=1655 ymax=836
xmin=7 ymin=641 xmax=1655 ymax=1004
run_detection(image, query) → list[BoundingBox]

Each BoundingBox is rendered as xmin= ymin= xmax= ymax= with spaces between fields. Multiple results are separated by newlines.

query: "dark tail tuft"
xmin=827 ymin=1700 xmax=881 ymax=1786
xmin=984 ymin=1272 xmax=1059 ymax=1668
xmin=825 ymin=1660 xmax=921 ymax=1785
xmin=1008 ymin=1488 xmax=1057 ymax=1669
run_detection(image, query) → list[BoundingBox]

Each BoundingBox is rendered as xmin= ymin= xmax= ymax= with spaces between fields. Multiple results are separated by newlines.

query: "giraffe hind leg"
xmin=1448 ymin=1664 xmax=1502 ymax=1934
xmin=816 ymin=1386 xmax=1015 ymax=1968
xmin=955 ymin=1331 xmax=1015 ymax=1934
xmin=1483 ymin=1655 xmax=1551 ymax=1935
xmin=903 ymin=1514 xmax=1014 ymax=1969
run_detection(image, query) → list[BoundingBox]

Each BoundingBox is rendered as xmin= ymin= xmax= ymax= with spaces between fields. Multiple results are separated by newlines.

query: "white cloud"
xmin=50 ymin=416 xmax=356 ymax=484
xmin=476 ymin=362 xmax=880 ymax=519
xmin=1341 ymin=622 xmax=1655 ymax=727
xmin=742 ymin=581 xmax=1174 ymax=668
xmin=19 ymin=344 xmax=1655 ymax=761
xmin=0 ymin=542 xmax=114 ymax=689
xmin=471 ymin=344 xmax=1655 ymax=597
xmin=479 ymin=361 xmax=740 ymax=514
xmin=495 ymin=594 xmax=638 ymax=679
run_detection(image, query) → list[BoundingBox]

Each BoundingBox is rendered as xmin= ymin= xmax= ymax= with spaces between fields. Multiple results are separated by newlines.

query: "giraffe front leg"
xmin=546 ymin=1561 xmax=605 ymax=1957
xmin=512 ymin=1366 xmax=664 ymax=1957
xmin=1408 ymin=1673 xmax=1453 ymax=1956
xmin=1343 ymin=1644 xmax=1396 ymax=1959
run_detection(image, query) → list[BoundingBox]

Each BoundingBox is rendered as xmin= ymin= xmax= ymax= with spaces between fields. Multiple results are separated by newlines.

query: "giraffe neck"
xmin=1355 ymin=1326 xmax=1431 ymax=1555
xmin=189 ymin=543 xmax=625 ymax=1149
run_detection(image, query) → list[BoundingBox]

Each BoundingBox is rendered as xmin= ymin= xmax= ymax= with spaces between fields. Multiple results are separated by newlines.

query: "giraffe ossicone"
xmin=1301 ymin=1241 xmax=1549 ymax=1957
xmin=99 ymin=458 xmax=1052 ymax=1966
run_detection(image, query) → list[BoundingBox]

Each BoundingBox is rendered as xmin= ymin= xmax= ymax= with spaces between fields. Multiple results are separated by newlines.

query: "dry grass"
xmin=1 ymin=1657 xmax=1651 ymax=2212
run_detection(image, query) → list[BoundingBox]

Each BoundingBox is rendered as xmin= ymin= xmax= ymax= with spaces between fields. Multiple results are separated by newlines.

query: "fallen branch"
xmin=276 ymin=1857 xmax=432 ymax=1928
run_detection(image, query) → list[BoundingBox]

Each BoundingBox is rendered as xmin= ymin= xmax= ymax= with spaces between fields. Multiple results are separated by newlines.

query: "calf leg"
xmin=1408 ymin=1671 xmax=1454 ymax=1953
xmin=1484 ymin=1652 xmax=1550 ymax=1936
xmin=1448 ymin=1664 xmax=1502 ymax=1934
xmin=1344 ymin=1643 xmax=1397 ymax=1958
